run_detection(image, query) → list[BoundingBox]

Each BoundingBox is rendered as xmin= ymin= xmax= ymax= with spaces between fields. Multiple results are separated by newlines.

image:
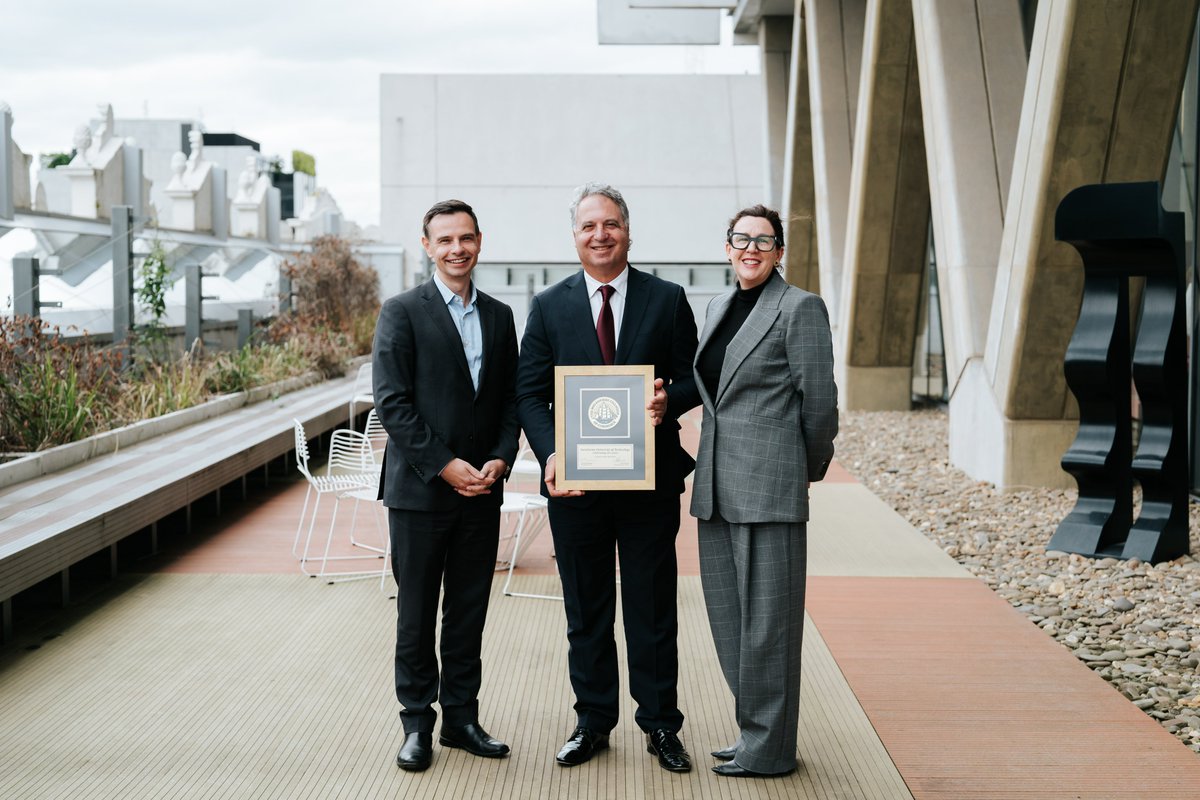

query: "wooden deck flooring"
xmin=2 ymin=408 xmax=1198 ymax=798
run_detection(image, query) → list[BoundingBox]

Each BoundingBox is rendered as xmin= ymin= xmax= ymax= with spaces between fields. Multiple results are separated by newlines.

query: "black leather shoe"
xmin=710 ymin=744 xmax=737 ymax=761
xmin=396 ymin=731 xmax=432 ymax=771
xmin=439 ymin=722 xmax=510 ymax=758
xmin=646 ymin=729 xmax=692 ymax=773
xmin=712 ymin=762 xmax=795 ymax=778
xmin=555 ymin=727 xmax=609 ymax=766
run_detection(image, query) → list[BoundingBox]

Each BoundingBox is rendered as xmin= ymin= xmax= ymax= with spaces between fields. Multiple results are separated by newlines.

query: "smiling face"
xmin=573 ymin=194 xmax=630 ymax=282
xmin=726 ymin=215 xmax=782 ymax=290
xmin=422 ymin=211 xmax=481 ymax=287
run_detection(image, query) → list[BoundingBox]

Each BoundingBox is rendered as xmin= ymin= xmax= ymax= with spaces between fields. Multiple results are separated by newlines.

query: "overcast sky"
xmin=1 ymin=0 xmax=758 ymax=228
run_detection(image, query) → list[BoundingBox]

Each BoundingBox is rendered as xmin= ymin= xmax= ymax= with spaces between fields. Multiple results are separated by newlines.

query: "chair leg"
xmin=292 ymin=484 xmax=314 ymax=559
xmin=503 ymin=509 xmax=561 ymax=601
xmin=317 ymin=494 xmax=342 ymax=578
xmin=299 ymin=492 xmax=325 ymax=575
xmin=349 ymin=494 xmax=386 ymax=554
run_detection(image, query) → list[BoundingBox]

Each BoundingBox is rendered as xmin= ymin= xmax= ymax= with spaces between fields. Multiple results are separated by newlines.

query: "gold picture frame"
xmin=553 ymin=364 xmax=656 ymax=491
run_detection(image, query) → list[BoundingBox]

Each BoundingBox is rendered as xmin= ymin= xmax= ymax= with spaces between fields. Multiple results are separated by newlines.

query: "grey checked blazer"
xmin=690 ymin=271 xmax=838 ymax=523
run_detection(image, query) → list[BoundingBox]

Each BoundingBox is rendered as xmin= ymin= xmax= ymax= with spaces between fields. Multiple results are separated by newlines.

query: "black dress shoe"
xmin=710 ymin=744 xmax=737 ymax=761
xmin=712 ymin=762 xmax=795 ymax=778
xmin=646 ymin=729 xmax=692 ymax=773
xmin=555 ymin=727 xmax=609 ymax=766
xmin=396 ymin=731 xmax=432 ymax=771
xmin=439 ymin=722 xmax=510 ymax=758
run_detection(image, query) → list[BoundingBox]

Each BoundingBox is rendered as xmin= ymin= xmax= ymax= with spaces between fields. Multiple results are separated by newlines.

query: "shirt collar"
xmin=433 ymin=271 xmax=477 ymax=308
xmin=583 ymin=264 xmax=630 ymax=297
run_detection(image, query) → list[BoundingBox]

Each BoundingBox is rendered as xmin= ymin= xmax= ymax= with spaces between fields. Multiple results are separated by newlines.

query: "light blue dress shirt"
xmin=433 ymin=272 xmax=483 ymax=392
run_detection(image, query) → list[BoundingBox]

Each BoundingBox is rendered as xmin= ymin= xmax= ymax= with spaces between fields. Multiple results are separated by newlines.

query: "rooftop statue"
xmin=69 ymin=125 xmax=93 ymax=167
xmin=235 ymin=156 xmax=258 ymax=202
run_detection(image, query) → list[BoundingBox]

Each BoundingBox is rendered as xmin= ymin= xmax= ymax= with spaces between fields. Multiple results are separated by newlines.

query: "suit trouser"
xmin=698 ymin=516 xmax=806 ymax=774
xmin=548 ymin=492 xmax=684 ymax=734
xmin=389 ymin=503 xmax=500 ymax=734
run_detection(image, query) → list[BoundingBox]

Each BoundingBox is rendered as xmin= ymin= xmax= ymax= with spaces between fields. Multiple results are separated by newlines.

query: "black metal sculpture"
xmin=1050 ymin=181 xmax=1189 ymax=562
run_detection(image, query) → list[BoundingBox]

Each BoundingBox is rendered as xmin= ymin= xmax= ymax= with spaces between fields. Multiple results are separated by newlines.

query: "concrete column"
xmin=760 ymin=15 xmax=793 ymax=211
xmin=780 ymin=1 xmax=819 ymax=293
xmin=185 ymin=264 xmax=203 ymax=352
xmin=12 ymin=256 xmax=38 ymax=318
xmin=266 ymin=186 xmax=281 ymax=245
xmin=237 ymin=308 xmax=254 ymax=349
xmin=211 ymin=166 xmax=228 ymax=239
xmin=122 ymin=142 xmax=144 ymax=224
xmin=804 ymin=0 xmax=866 ymax=329
xmin=956 ymin=0 xmax=1200 ymax=489
xmin=0 ymin=103 xmax=13 ymax=220
xmin=837 ymin=0 xmax=930 ymax=411
xmin=112 ymin=206 xmax=134 ymax=346
xmin=912 ymin=0 xmax=1026 ymax=390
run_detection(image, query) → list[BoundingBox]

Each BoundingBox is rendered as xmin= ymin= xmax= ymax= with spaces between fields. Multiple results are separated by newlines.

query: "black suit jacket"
xmin=516 ymin=266 xmax=700 ymax=501
xmin=372 ymin=278 xmax=520 ymax=511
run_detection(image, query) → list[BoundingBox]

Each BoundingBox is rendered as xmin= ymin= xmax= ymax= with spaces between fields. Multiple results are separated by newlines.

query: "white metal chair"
xmin=292 ymin=419 xmax=368 ymax=559
xmin=364 ymin=407 xmax=387 ymax=464
xmin=496 ymin=449 xmax=557 ymax=600
xmin=507 ymin=445 xmax=542 ymax=492
xmin=293 ymin=422 xmax=386 ymax=580
xmin=348 ymin=362 xmax=373 ymax=429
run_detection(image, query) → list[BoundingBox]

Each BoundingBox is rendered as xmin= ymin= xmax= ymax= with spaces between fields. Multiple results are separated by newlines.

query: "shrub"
xmin=282 ymin=235 xmax=380 ymax=340
xmin=0 ymin=317 xmax=122 ymax=451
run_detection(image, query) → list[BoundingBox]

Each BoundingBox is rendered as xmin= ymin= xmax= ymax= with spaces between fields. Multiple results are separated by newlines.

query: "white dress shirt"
xmin=582 ymin=265 xmax=629 ymax=351
xmin=432 ymin=271 xmax=482 ymax=391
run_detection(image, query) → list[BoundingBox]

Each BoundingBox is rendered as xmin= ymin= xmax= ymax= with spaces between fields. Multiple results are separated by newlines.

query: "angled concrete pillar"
xmin=760 ymin=15 xmax=793 ymax=211
xmin=805 ymin=0 xmax=866 ymax=328
xmin=781 ymin=1 xmax=818 ymax=292
xmin=959 ymin=0 xmax=1200 ymax=489
xmin=912 ymin=0 xmax=1026 ymax=389
xmin=910 ymin=1 xmax=1029 ymax=481
xmin=837 ymin=0 xmax=929 ymax=411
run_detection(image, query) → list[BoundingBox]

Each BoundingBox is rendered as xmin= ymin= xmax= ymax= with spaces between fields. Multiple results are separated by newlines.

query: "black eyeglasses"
xmin=727 ymin=233 xmax=781 ymax=252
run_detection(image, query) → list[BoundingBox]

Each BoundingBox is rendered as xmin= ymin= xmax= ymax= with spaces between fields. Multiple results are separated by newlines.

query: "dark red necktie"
xmin=597 ymin=284 xmax=616 ymax=365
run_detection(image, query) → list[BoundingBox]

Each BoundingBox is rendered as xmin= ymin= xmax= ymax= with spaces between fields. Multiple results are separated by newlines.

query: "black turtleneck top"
xmin=697 ymin=278 xmax=769 ymax=399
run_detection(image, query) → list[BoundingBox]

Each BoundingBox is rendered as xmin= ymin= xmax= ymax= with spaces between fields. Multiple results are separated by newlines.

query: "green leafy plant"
xmin=291 ymin=149 xmax=316 ymax=176
xmin=41 ymin=152 xmax=73 ymax=169
xmin=0 ymin=317 xmax=120 ymax=451
xmin=135 ymin=240 xmax=172 ymax=361
xmin=0 ymin=357 xmax=96 ymax=450
xmin=0 ymin=235 xmax=380 ymax=453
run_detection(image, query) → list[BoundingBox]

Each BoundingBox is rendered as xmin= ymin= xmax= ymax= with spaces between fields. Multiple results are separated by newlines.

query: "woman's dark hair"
xmin=726 ymin=204 xmax=784 ymax=249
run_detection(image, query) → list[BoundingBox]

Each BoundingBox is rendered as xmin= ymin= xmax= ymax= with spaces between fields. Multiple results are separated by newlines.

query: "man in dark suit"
xmin=516 ymin=183 xmax=700 ymax=772
xmin=373 ymin=199 xmax=520 ymax=772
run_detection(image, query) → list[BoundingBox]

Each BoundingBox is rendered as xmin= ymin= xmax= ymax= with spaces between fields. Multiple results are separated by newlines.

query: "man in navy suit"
xmin=373 ymin=199 xmax=520 ymax=772
xmin=516 ymin=183 xmax=700 ymax=772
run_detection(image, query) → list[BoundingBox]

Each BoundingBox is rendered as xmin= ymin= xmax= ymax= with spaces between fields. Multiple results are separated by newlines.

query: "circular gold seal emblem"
xmin=587 ymin=396 xmax=622 ymax=431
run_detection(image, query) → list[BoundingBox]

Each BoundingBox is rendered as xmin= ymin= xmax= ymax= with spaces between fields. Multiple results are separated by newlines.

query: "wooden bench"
xmin=0 ymin=375 xmax=358 ymax=641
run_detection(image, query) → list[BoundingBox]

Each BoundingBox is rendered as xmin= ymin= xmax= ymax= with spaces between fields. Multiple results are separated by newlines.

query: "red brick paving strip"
xmin=806 ymin=576 xmax=1200 ymax=799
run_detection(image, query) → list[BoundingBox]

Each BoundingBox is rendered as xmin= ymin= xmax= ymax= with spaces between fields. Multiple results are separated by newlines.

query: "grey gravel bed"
xmin=836 ymin=407 xmax=1200 ymax=754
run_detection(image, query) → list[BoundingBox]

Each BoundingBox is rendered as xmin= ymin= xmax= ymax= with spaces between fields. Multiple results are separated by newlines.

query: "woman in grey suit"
xmin=691 ymin=205 xmax=838 ymax=778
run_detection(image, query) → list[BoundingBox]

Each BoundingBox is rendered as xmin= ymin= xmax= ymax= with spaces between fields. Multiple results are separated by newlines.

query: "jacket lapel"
xmin=475 ymin=292 xmax=498 ymax=397
xmin=565 ymin=271 xmax=604 ymax=364
xmin=694 ymin=290 xmax=734 ymax=413
xmin=420 ymin=279 xmax=472 ymax=386
xmin=615 ymin=266 xmax=648 ymax=365
xmin=715 ymin=273 xmax=786 ymax=405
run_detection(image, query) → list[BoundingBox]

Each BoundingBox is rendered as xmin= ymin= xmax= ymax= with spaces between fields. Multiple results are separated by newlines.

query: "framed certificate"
xmin=554 ymin=364 xmax=655 ymax=491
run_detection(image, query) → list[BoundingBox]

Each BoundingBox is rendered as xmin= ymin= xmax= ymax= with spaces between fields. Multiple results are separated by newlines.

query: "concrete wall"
xmin=380 ymin=73 xmax=766 ymax=287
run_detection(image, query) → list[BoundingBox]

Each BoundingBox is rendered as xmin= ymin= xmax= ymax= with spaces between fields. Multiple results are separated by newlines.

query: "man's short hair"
xmin=568 ymin=183 xmax=630 ymax=230
xmin=423 ymin=199 xmax=479 ymax=238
